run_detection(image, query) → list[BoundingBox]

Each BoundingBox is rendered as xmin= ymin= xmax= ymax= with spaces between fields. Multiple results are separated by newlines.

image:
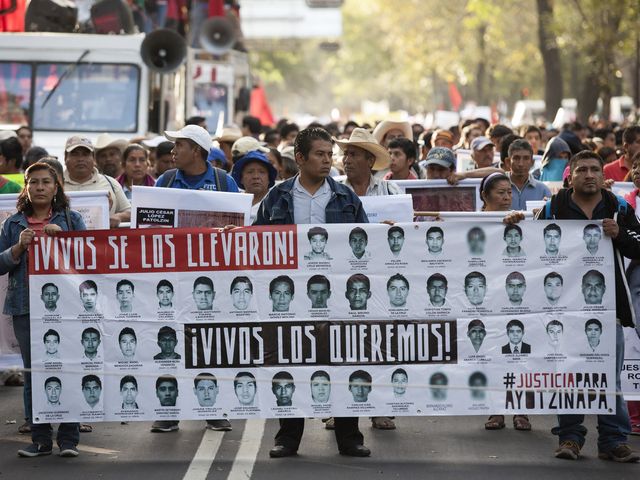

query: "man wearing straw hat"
xmin=336 ymin=128 xmax=402 ymax=197
xmin=372 ymin=120 xmax=412 ymax=148
xmin=94 ymin=133 xmax=128 ymax=179
xmin=213 ymin=126 xmax=243 ymax=166
xmin=335 ymin=127 xmax=400 ymax=431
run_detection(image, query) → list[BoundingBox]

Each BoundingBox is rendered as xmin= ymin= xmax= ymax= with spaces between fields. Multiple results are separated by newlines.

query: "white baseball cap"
xmin=164 ymin=125 xmax=212 ymax=152
xmin=231 ymin=136 xmax=270 ymax=157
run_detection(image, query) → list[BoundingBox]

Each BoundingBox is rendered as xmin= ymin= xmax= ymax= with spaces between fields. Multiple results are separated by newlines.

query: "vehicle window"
xmin=33 ymin=63 xmax=140 ymax=132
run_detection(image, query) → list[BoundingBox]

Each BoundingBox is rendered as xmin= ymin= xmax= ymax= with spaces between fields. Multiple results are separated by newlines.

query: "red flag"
xmin=448 ymin=82 xmax=462 ymax=111
xmin=250 ymin=85 xmax=275 ymax=128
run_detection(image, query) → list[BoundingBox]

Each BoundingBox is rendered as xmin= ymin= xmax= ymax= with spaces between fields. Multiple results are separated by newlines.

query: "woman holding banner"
xmin=0 ymin=162 xmax=86 ymax=458
xmin=479 ymin=172 xmax=532 ymax=431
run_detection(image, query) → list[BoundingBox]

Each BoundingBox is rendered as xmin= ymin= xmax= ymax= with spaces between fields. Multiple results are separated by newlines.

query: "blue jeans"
xmin=552 ymin=323 xmax=631 ymax=452
xmin=144 ymin=0 xmax=168 ymax=33
xmin=189 ymin=0 xmax=209 ymax=47
xmin=13 ymin=314 xmax=79 ymax=447
xmin=32 ymin=423 xmax=80 ymax=449
xmin=12 ymin=314 xmax=31 ymax=422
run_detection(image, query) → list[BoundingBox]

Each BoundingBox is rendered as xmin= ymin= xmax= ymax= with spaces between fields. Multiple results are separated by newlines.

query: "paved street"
xmin=1 ymin=385 xmax=639 ymax=480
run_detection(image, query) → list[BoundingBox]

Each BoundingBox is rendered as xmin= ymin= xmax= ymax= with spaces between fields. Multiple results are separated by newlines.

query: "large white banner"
xmin=27 ymin=221 xmax=617 ymax=423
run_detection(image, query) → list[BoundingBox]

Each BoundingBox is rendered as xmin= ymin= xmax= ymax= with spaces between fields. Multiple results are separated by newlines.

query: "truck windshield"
xmin=34 ymin=63 xmax=140 ymax=132
xmin=0 ymin=61 xmax=140 ymax=132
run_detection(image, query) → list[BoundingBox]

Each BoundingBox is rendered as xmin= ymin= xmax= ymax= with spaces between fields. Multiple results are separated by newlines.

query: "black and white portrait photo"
xmin=272 ymin=371 xmax=295 ymax=407
xmin=310 ymin=370 xmax=331 ymax=403
xmin=41 ymin=283 xmax=60 ymax=312
xmin=304 ymin=226 xmax=332 ymax=261
xmin=349 ymin=370 xmax=372 ymax=403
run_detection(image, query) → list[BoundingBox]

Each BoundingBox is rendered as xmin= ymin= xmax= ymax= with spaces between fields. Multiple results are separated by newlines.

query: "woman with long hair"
xmin=0 ymin=162 xmax=86 ymax=458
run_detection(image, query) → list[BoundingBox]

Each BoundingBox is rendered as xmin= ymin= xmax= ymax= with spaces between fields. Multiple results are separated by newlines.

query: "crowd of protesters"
xmin=1 ymin=108 xmax=640 ymax=462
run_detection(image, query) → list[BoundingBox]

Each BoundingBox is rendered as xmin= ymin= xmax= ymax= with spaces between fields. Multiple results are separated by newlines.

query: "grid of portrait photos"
xmin=29 ymin=220 xmax=617 ymax=422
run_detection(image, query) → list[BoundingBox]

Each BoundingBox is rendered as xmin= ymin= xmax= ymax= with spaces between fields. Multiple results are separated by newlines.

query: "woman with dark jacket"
xmin=0 ymin=162 xmax=85 ymax=458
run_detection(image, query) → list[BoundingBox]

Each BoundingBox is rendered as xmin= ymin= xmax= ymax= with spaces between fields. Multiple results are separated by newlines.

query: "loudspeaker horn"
xmin=199 ymin=17 xmax=236 ymax=55
xmin=141 ymin=28 xmax=187 ymax=73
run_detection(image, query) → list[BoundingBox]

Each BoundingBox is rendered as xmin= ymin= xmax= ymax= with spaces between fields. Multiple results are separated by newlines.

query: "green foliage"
xmin=248 ymin=0 xmax=639 ymax=118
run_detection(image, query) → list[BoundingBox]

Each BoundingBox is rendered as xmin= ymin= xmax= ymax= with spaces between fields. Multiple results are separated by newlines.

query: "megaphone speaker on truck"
xmin=141 ymin=29 xmax=187 ymax=73
xmin=199 ymin=17 xmax=236 ymax=55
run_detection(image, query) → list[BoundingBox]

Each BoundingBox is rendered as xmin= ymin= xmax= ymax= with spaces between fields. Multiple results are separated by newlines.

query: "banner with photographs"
xmin=0 ymin=191 xmax=109 ymax=370
xmin=27 ymin=221 xmax=617 ymax=423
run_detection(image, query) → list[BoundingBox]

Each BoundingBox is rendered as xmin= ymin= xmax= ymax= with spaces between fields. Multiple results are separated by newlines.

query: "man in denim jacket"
xmin=254 ymin=127 xmax=370 ymax=458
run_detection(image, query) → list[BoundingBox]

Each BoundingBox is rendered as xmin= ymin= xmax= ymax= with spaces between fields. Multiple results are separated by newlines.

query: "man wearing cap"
xmin=231 ymin=136 xmax=271 ymax=165
xmin=213 ymin=126 xmax=243 ymax=166
xmin=231 ymin=150 xmax=277 ymax=222
xmin=423 ymin=147 xmax=457 ymax=180
xmin=255 ymin=127 xmax=371 ymax=458
xmin=338 ymin=128 xmax=402 ymax=197
xmin=431 ymin=129 xmax=455 ymax=150
xmin=155 ymin=125 xmax=239 ymax=193
xmin=95 ymin=133 xmax=128 ymax=179
xmin=471 ymin=136 xmax=497 ymax=169
xmin=63 ymin=136 xmax=131 ymax=228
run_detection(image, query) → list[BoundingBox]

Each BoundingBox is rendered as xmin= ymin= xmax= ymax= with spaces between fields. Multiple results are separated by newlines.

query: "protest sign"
xmin=359 ymin=194 xmax=414 ymax=223
xmin=27 ymin=221 xmax=616 ymax=422
xmin=394 ymin=179 xmax=482 ymax=213
xmin=131 ymin=186 xmax=253 ymax=228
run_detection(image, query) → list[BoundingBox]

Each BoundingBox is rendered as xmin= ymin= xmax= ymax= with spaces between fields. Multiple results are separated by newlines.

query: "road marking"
xmin=182 ymin=428 xmax=224 ymax=480
xmin=227 ymin=419 xmax=265 ymax=480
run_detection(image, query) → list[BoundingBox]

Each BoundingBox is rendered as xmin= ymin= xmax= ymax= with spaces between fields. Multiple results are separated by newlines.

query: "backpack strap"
xmin=157 ymin=168 xmax=178 ymax=188
xmin=212 ymin=167 xmax=229 ymax=191
xmin=101 ymin=175 xmax=117 ymax=194
xmin=214 ymin=167 xmax=221 ymax=191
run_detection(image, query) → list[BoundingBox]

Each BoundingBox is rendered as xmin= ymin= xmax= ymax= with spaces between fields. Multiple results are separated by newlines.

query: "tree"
xmin=536 ymin=0 xmax=563 ymax=117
